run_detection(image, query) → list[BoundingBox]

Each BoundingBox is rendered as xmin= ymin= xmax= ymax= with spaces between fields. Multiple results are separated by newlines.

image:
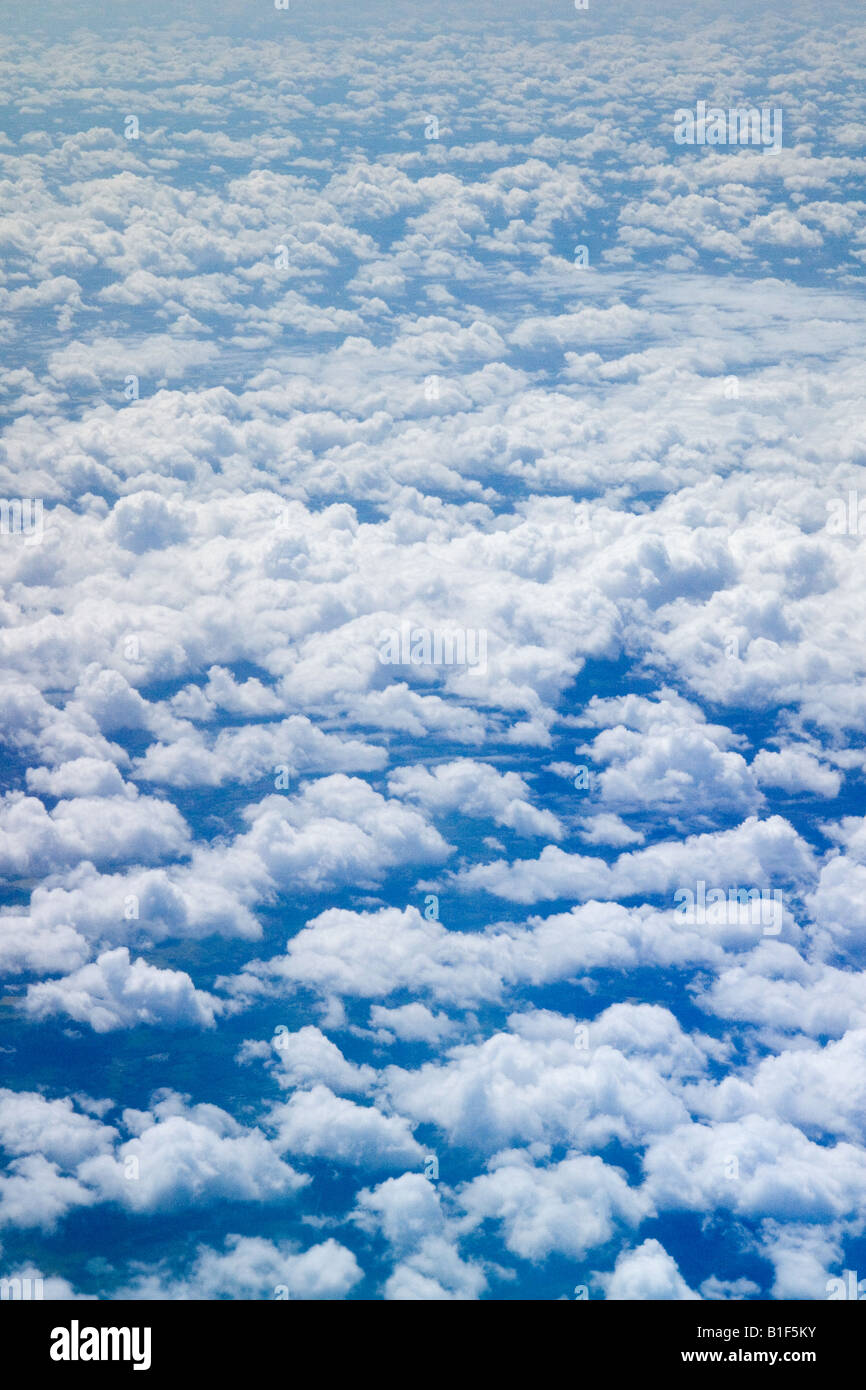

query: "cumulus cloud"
xmin=353 ymin=1173 xmax=487 ymax=1300
xmin=381 ymin=1008 xmax=700 ymax=1154
xmin=267 ymin=1085 xmax=423 ymax=1170
xmin=453 ymin=815 xmax=815 ymax=905
xmin=0 ymin=1088 xmax=308 ymax=1233
xmin=115 ymin=1235 xmax=362 ymax=1301
xmin=252 ymin=1025 xmax=376 ymax=1094
xmin=0 ymin=0 xmax=863 ymax=1305
xmin=0 ymin=792 xmax=191 ymax=877
xmin=22 ymin=947 xmax=226 ymax=1032
xmin=458 ymin=1151 xmax=648 ymax=1261
xmin=388 ymin=759 xmax=562 ymax=838
xmin=596 ymin=1240 xmax=700 ymax=1301
xmin=79 ymin=1093 xmax=307 ymax=1212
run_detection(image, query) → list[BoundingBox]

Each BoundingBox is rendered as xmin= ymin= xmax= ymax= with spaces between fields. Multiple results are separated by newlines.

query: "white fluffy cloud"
xmin=596 ymin=1240 xmax=700 ymax=1301
xmin=459 ymin=1151 xmax=648 ymax=1261
xmin=267 ymin=1085 xmax=423 ymax=1170
xmin=454 ymin=814 xmax=815 ymax=905
xmin=0 ymin=0 xmax=864 ymax=1304
xmin=0 ymin=1090 xmax=306 ymax=1229
xmin=388 ymin=759 xmax=562 ymax=838
xmin=0 ymin=792 xmax=191 ymax=877
xmin=116 ymin=1235 xmax=363 ymax=1301
xmin=22 ymin=947 xmax=226 ymax=1032
xmin=382 ymin=1008 xmax=700 ymax=1154
xmin=250 ymin=1025 xmax=376 ymax=1094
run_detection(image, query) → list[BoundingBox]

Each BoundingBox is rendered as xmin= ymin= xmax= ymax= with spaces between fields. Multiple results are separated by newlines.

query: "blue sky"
xmin=0 ymin=0 xmax=865 ymax=1300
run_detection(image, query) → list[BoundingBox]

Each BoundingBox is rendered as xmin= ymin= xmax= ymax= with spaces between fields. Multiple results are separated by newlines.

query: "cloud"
xmin=222 ymin=896 xmax=765 ymax=1015
xmin=596 ymin=1239 xmax=700 ymax=1301
xmin=694 ymin=942 xmax=866 ymax=1040
xmin=0 ymin=1089 xmax=307 ymax=1229
xmin=116 ymin=1234 xmax=362 ymax=1301
xmin=267 ymin=1085 xmax=423 ymax=1170
xmin=454 ymin=815 xmax=814 ymax=905
xmin=254 ymin=1025 xmax=376 ymax=1094
xmin=0 ymin=1090 xmax=115 ymax=1166
xmin=642 ymin=1114 xmax=866 ymax=1224
xmin=0 ymin=915 xmax=89 ymax=976
xmin=368 ymin=1003 xmax=460 ymax=1045
xmin=135 ymin=717 xmax=386 ymax=789
xmin=353 ymin=1172 xmax=487 ymax=1300
xmin=382 ymin=1008 xmax=698 ymax=1154
xmin=458 ymin=1151 xmax=648 ymax=1261
xmin=79 ymin=1093 xmax=307 ymax=1212
xmin=752 ymin=746 xmax=842 ymax=797
xmin=0 ymin=792 xmax=191 ymax=877
xmin=0 ymin=1156 xmax=96 ymax=1233
xmin=0 ymin=0 xmax=864 ymax=1304
xmin=577 ymin=813 xmax=645 ymax=847
xmin=387 ymin=759 xmax=562 ymax=838
xmin=689 ymin=1029 xmax=866 ymax=1142
xmin=22 ymin=947 xmax=226 ymax=1032
xmin=383 ymin=1236 xmax=488 ymax=1301
xmin=25 ymin=758 xmax=135 ymax=799
xmin=210 ymin=776 xmax=453 ymax=894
